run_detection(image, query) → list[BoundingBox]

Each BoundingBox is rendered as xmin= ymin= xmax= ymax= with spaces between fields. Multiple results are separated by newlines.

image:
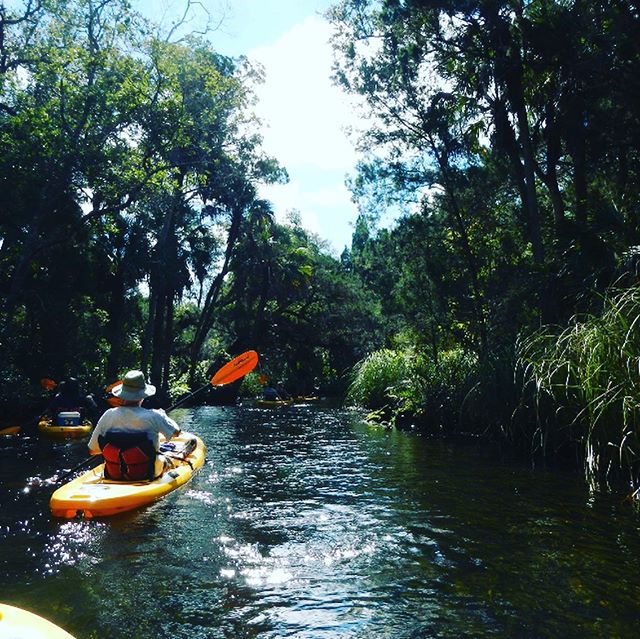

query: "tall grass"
xmin=517 ymin=286 xmax=640 ymax=492
xmin=346 ymin=348 xmax=479 ymax=431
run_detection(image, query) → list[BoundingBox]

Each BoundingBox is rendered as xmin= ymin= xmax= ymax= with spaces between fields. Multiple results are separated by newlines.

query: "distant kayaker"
xmin=47 ymin=377 xmax=97 ymax=421
xmin=275 ymin=381 xmax=291 ymax=400
xmin=262 ymin=385 xmax=279 ymax=401
xmin=88 ymin=370 xmax=181 ymax=480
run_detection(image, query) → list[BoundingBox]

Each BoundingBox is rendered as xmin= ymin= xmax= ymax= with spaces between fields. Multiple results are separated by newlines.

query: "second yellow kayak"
xmin=256 ymin=398 xmax=294 ymax=407
xmin=0 ymin=604 xmax=76 ymax=638
xmin=256 ymin=396 xmax=319 ymax=407
xmin=38 ymin=416 xmax=93 ymax=439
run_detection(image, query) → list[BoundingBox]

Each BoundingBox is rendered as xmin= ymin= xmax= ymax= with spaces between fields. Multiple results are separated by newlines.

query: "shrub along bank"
xmin=348 ymin=285 xmax=640 ymax=498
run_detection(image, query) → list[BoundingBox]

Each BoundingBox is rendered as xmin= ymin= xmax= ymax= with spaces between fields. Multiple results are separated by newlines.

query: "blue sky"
xmin=134 ymin=0 xmax=362 ymax=254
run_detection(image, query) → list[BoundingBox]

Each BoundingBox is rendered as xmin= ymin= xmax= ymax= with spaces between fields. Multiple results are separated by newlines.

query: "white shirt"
xmin=88 ymin=406 xmax=180 ymax=454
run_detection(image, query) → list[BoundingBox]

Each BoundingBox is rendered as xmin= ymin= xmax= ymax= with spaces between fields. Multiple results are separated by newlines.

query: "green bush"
xmin=346 ymin=347 xmax=479 ymax=431
xmin=239 ymin=371 xmax=263 ymax=398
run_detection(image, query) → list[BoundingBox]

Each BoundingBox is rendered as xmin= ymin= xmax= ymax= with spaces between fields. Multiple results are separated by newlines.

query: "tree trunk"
xmin=429 ymin=135 xmax=488 ymax=356
xmin=188 ymin=205 xmax=244 ymax=384
xmin=485 ymin=3 xmax=544 ymax=264
xmin=105 ymin=267 xmax=126 ymax=382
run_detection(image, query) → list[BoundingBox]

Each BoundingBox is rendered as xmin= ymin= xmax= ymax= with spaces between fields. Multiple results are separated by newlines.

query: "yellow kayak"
xmin=256 ymin=398 xmax=294 ymax=407
xmin=50 ymin=432 xmax=206 ymax=518
xmin=38 ymin=416 xmax=93 ymax=439
xmin=256 ymin=396 xmax=319 ymax=407
xmin=0 ymin=604 xmax=76 ymax=638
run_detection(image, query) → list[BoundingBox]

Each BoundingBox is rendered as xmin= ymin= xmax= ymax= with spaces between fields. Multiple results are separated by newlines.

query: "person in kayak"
xmin=87 ymin=370 xmax=181 ymax=480
xmin=275 ymin=381 xmax=291 ymax=400
xmin=262 ymin=385 xmax=279 ymax=401
xmin=47 ymin=377 xmax=98 ymax=422
xmin=261 ymin=377 xmax=291 ymax=401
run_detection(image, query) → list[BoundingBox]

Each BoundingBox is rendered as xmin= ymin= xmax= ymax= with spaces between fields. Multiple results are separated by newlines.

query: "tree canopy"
xmin=3 ymin=0 xmax=640 ymax=494
xmin=0 ymin=0 xmax=382 ymax=410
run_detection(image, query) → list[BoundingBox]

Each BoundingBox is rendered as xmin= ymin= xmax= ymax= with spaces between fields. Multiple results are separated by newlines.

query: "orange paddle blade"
xmin=211 ymin=350 xmax=259 ymax=386
xmin=40 ymin=378 xmax=57 ymax=391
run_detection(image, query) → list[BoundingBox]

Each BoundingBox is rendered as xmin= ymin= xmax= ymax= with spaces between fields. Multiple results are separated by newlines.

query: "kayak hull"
xmin=0 ymin=604 xmax=76 ymax=639
xmin=256 ymin=398 xmax=293 ymax=407
xmin=256 ymin=396 xmax=319 ymax=407
xmin=38 ymin=417 xmax=93 ymax=439
xmin=50 ymin=432 xmax=206 ymax=518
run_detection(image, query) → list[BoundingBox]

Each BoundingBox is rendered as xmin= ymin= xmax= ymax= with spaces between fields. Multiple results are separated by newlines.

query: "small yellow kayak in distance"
xmin=256 ymin=396 xmax=319 ymax=407
xmin=38 ymin=416 xmax=93 ymax=439
xmin=0 ymin=425 xmax=21 ymax=436
xmin=256 ymin=398 xmax=294 ymax=407
xmin=50 ymin=432 xmax=206 ymax=518
xmin=0 ymin=603 xmax=76 ymax=638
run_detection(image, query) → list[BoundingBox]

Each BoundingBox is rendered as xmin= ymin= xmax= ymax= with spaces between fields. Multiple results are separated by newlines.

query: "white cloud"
xmin=260 ymin=179 xmax=357 ymax=253
xmin=249 ymin=16 xmax=359 ymax=172
xmin=248 ymin=16 xmax=361 ymax=252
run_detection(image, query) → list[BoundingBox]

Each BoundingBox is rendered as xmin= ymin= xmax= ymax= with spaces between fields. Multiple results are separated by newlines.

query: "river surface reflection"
xmin=1 ymin=405 xmax=640 ymax=638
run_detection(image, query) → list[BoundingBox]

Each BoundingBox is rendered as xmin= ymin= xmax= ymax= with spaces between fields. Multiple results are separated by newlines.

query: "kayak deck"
xmin=50 ymin=432 xmax=206 ymax=518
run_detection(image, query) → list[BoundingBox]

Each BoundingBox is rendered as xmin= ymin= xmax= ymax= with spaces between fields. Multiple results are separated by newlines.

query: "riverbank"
xmin=347 ymin=294 xmax=640 ymax=501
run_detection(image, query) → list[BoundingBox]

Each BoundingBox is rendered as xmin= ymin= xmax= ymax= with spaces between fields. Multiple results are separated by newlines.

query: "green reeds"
xmin=347 ymin=347 xmax=478 ymax=431
xmin=517 ymin=285 xmax=640 ymax=492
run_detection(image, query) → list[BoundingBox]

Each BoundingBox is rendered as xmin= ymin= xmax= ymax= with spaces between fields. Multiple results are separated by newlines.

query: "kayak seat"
xmin=98 ymin=431 xmax=157 ymax=481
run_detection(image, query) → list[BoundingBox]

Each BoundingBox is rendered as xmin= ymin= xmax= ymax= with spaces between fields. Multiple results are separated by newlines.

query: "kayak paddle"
xmin=55 ymin=454 xmax=104 ymax=484
xmin=167 ymin=350 xmax=259 ymax=411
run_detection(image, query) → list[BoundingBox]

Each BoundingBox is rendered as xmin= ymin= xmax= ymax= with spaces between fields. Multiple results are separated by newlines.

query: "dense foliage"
xmin=329 ymin=0 xmax=640 ymax=490
xmin=0 ymin=0 xmax=383 ymax=414
xmin=346 ymin=347 xmax=479 ymax=431
xmin=2 ymin=0 xmax=640 ymax=494
xmin=517 ymin=284 xmax=640 ymax=491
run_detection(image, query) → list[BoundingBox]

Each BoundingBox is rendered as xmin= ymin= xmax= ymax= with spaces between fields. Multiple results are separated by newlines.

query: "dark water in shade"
xmin=2 ymin=405 xmax=640 ymax=639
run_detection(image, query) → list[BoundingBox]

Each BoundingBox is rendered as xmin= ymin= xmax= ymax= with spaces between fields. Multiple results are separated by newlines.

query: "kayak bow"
xmin=0 ymin=604 xmax=76 ymax=639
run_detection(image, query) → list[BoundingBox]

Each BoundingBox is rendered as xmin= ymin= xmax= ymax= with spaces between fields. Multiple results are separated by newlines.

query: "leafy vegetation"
xmin=517 ymin=285 xmax=640 ymax=491
xmin=327 ymin=0 xmax=640 ymax=493
xmin=2 ymin=0 xmax=640 ymax=496
xmin=0 ymin=0 xmax=382 ymax=415
xmin=347 ymin=347 xmax=479 ymax=432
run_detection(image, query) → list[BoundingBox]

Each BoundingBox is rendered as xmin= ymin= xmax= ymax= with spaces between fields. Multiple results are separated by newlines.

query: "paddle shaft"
xmin=166 ymin=383 xmax=213 ymax=413
xmin=56 ymin=454 xmax=103 ymax=484
xmin=166 ymin=351 xmax=258 ymax=411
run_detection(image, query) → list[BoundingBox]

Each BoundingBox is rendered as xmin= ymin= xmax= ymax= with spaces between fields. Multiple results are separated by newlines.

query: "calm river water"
xmin=1 ymin=405 xmax=640 ymax=638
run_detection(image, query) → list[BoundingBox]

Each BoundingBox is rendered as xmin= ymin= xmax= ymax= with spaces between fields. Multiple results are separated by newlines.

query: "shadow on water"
xmin=2 ymin=405 xmax=640 ymax=638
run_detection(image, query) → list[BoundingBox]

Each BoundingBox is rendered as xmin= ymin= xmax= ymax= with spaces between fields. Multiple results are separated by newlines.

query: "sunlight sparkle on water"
xmin=42 ymin=520 xmax=104 ymax=571
xmin=220 ymin=568 xmax=236 ymax=578
xmin=185 ymin=489 xmax=216 ymax=506
xmin=242 ymin=566 xmax=294 ymax=587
